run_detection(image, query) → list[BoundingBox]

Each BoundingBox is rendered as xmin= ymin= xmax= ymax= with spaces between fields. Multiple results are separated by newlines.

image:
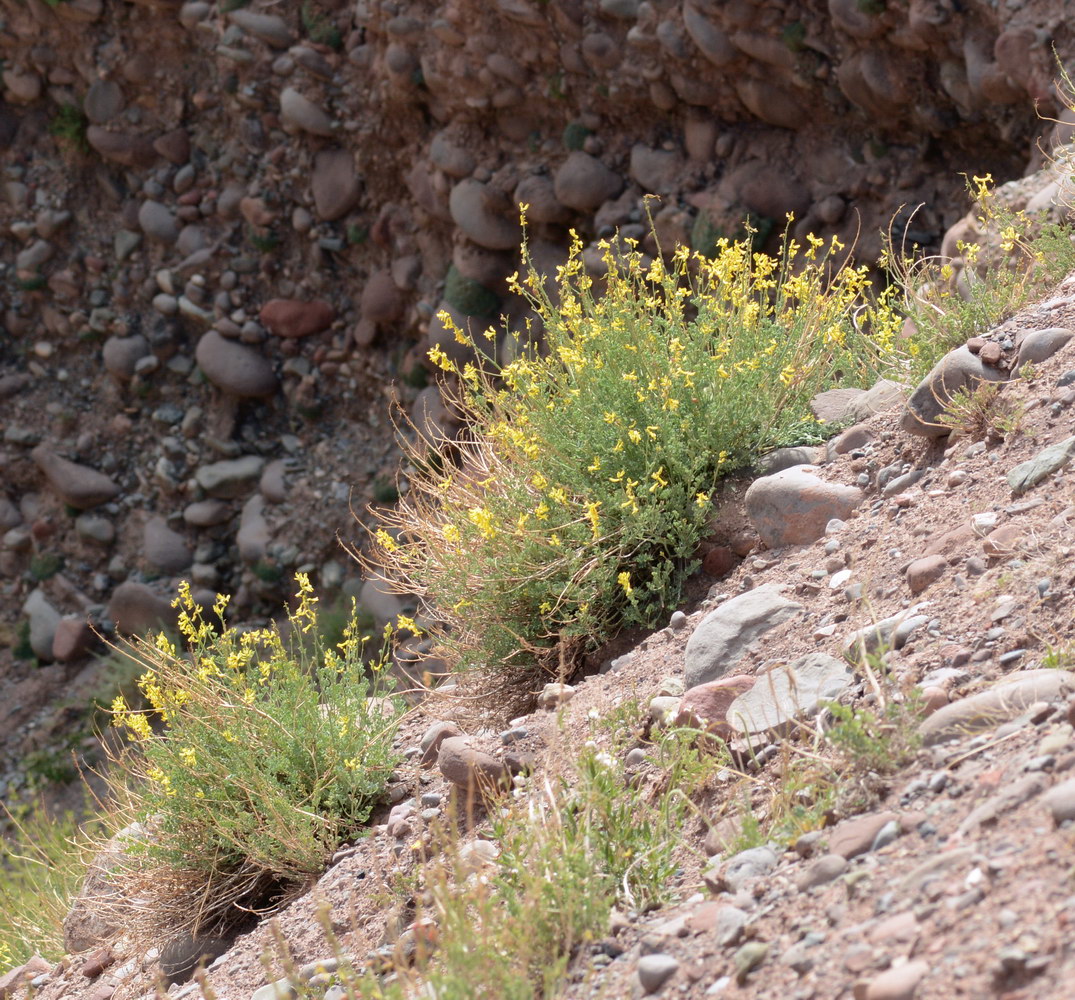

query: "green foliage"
xmin=28 ymin=552 xmax=63 ymax=582
xmin=887 ymin=174 xmax=1075 ymax=381
xmin=400 ymin=363 xmax=429 ymax=389
xmin=370 ymin=228 xmax=898 ymax=675
xmin=346 ymin=725 xmax=707 ymax=999
xmin=938 ymin=381 xmax=1024 ymax=440
xmin=16 ymin=275 xmax=46 ymax=292
xmin=0 ymin=794 xmax=102 ymax=967
xmin=443 ymin=266 xmax=501 ymax=319
xmin=346 ymin=224 xmax=368 ymax=246
xmin=13 ymin=621 xmax=34 ymax=662
xmin=823 ymin=697 xmax=922 ymax=776
xmin=372 ymin=477 xmax=400 ymax=505
xmin=301 ymin=1 xmax=342 ymax=49
xmin=781 ymin=21 xmax=807 ymax=52
xmin=105 ymin=579 xmax=403 ymax=939
xmin=251 ymin=559 xmax=283 ymax=583
xmin=48 ymin=103 xmax=88 ymax=153
xmin=561 ymin=122 xmax=591 ymax=151
xmin=249 ymin=228 xmax=280 ymax=254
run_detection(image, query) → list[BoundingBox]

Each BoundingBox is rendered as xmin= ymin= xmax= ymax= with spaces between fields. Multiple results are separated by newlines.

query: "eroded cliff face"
xmin=0 ymin=0 xmax=1072 ymax=791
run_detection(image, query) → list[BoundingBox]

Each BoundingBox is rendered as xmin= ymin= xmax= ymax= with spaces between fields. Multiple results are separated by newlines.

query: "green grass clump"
xmin=0 ymin=795 xmax=101 ymax=967
xmin=443 ymin=266 xmax=501 ymax=319
xmin=335 ymin=723 xmax=708 ymax=999
xmin=104 ymin=578 xmax=403 ymax=942
xmin=29 ymin=552 xmax=63 ymax=582
xmin=561 ymin=122 xmax=591 ymax=151
xmin=369 ymin=228 xmax=899 ymax=677
xmin=48 ymin=103 xmax=88 ymax=153
xmin=301 ymin=0 xmax=342 ymax=49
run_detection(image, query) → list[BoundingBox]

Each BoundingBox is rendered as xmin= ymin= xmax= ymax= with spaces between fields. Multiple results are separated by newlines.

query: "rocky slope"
xmin=8 ymin=267 xmax=1075 ymax=1000
xmin=4 ymin=0 xmax=1075 ymax=995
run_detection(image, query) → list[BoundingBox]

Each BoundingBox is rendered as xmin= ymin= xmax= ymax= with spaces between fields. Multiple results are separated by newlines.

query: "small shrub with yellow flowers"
xmin=886 ymin=170 xmax=1075 ymax=381
xmin=368 ymin=222 xmax=900 ymax=677
xmin=105 ymin=577 xmax=403 ymax=940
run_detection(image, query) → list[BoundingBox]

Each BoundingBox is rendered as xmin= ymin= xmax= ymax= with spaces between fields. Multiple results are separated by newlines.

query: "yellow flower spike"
xmin=534 ymin=502 xmax=550 ymax=521
xmin=396 ymin=614 xmax=422 ymax=636
xmin=617 ymin=571 xmax=633 ymax=596
xmin=375 ymin=528 xmax=398 ymax=552
xmin=467 ymin=507 xmax=497 ymax=540
xmin=695 ymin=492 xmax=710 ymax=509
xmin=443 ymin=524 xmax=460 ymax=543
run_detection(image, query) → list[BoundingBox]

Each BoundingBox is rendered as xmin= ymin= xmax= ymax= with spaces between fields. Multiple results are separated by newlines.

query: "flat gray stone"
xmin=684 ymin=584 xmax=803 ymax=687
xmin=919 ymin=669 xmax=1075 ymax=746
xmin=108 ymin=581 xmax=176 ymax=636
xmin=728 ymin=653 xmax=855 ymax=736
xmin=144 ymin=516 xmax=191 ymax=575
xmin=1042 ymin=778 xmax=1075 ymax=826
xmin=279 ymin=87 xmax=334 ymax=137
xmin=195 ymin=455 xmax=266 ymax=499
xmin=448 ymin=179 xmax=520 ymax=251
xmin=1014 ymin=327 xmax=1073 ymax=372
xmin=22 ymin=588 xmax=60 ymax=661
xmin=196 ymin=330 xmax=278 ymax=398
xmin=553 ymin=151 xmax=623 ymax=212
xmin=138 ymin=199 xmax=178 ymax=244
xmin=1007 ymin=436 xmax=1075 ymax=495
xmin=31 ymin=445 xmax=121 ymax=509
xmin=637 ymin=953 xmax=679 ymax=994
xmin=227 ymin=9 xmax=295 ymax=47
xmin=311 ymin=148 xmax=361 ymax=222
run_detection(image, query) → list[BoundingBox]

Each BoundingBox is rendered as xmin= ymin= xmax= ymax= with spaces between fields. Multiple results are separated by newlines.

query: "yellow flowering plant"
xmin=370 ymin=225 xmax=900 ymax=678
xmin=885 ymin=172 xmax=1075 ymax=380
xmin=104 ymin=578 xmax=403 ymax=941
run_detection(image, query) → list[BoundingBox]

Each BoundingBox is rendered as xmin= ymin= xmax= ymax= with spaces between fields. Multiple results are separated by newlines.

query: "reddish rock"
xmin=864 ymin=959 xmax=929 ymax=1000
xmin=745 ymin=466 xmax=864 ymax=548
xmin=420 ymin=720 xmax=464 ymax=767
xmin=437 ymin=736 xmax=509 ymax=793
xmin=31 ymin=446 xmax=121 ymax=510
xmin=152 ymin=128 xmax=190 ymax=164
xmin=80 ymin=946 xmax=114 ymax=978
xmin=259 ymin=299 xmax=335 ymax=339
xmin=828 ymin=810 xmax=899 ymax=859
xmin=0 ymin=957 xmax=51 ymax=998
xmin=905 ymin=554 xmax=946 ymax=594
xmin=979 ymin=341 xmax=1003 ymax=366
xmin=85 ymin=126 xmax=157 ymax=169
xmin=702 ymin=545 xmax=736 ymax=577
xmin=983 ymin=524 xmax=1024 ymax=557
xmin=921 ymin=687 xmax=949 ymax=715
xmin=675 ymin=675 xmax=756 ymax=739
xmin=921 ymin=522 xmax=974 ymax=562
xmin=52 ymin=617 xmax=97 ymax=663
xmin=361 ymin=270 xmax=404 ymax=325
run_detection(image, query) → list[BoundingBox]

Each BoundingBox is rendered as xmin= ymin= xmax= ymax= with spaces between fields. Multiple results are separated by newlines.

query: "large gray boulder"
xmin=684 ymin=585 xmax=803 ymax=687
xmin=727 ymin=653 xmax=855 ymax=737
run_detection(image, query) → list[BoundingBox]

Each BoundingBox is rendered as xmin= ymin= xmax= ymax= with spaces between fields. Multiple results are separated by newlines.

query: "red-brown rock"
xmin=437 ymin=736 xmax=509 ymax=792
xmin=905 ymin=554 xmax=946 ymax=594
xmin=675 ymin=675 xmax=756 ymax=739
xmin=259 ymin=299 xmax=335 ymax=339
xmin=702 ymin=545 xmax=736 ymax=577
